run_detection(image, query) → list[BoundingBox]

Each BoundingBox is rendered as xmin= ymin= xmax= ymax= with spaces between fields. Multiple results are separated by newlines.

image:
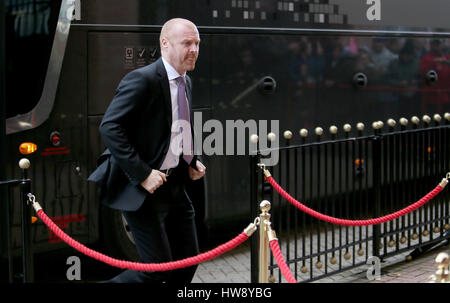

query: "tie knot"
xmin=176 ymin=76 xmax=185 ymax=86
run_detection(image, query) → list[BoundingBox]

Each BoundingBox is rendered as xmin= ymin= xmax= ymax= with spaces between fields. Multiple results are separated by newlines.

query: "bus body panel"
xmin=3 ymin=0 xmax=450 ymax=256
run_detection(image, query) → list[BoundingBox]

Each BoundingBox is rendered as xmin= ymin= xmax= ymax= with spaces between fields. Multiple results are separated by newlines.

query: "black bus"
xmin=2 ymin=0 xmax=450 ymax=261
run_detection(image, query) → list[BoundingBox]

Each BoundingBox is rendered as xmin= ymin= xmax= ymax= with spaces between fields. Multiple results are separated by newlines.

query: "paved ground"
xmin=192 ymin=239 xmax=449 ymax=283
xmin=319 ymin=244 xmax=449 ymax=283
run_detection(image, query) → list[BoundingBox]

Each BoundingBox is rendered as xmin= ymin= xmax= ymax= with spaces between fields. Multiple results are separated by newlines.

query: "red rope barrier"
xmin=269 ymin=240 xmax=297 ymax=283
xmin=36 ymin=209 xmax=249 ymax=271
xmin=267 ymin=176 xmax=445 ymax=226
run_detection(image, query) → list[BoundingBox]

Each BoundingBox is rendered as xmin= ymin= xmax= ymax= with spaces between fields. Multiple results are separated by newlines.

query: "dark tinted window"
xmin=5 ymin=0 xmax=61 ymax=118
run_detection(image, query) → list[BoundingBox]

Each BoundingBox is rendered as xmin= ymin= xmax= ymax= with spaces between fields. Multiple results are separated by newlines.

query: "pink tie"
xmin=176 ymin=76 xmax=193 ymax=164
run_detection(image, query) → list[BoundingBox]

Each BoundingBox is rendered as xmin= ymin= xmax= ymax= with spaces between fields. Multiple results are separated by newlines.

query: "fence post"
xmin=372 ymin=135 xmax=382 ymax=259
xmin=19 ymin=159 xmax=34 ymax=283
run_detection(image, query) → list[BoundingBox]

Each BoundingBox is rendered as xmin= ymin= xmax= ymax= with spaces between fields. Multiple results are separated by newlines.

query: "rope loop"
xmin=259 ymin=164 xmax=446 ymax=226
xmin=32 ymin=202 xmax=253 ymax=272
xmin=269 ymin=239 xmax=296 ymax=283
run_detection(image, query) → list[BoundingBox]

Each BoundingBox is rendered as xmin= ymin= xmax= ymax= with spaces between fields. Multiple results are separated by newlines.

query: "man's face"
xmin=163 ymin=23 xmax=200 ymax=74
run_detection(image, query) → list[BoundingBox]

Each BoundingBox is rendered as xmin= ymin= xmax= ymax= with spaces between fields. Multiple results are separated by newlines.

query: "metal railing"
xmin=0 ymin=159 xmax=35 ymax=283
xmin=1 ymin=124 xmax=448 ymax=283
xmin=250 ymin=114 xmax=450 ymax=283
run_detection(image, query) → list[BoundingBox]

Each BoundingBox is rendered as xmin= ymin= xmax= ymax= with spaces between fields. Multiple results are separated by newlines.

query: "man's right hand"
xmin=140 ymin=170 xmax=167 ymax=194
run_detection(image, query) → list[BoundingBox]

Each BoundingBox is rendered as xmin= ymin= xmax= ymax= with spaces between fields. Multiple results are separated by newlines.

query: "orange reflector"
xmin=19 ymin=142 xmax=38 ymax=155
xmin=427 ymin=147 xmax=431 ymax=153
xmin=355 ymin=159 xmax=365 ymax=166
xmin=31 ymin=216 xmax=38 ymax=224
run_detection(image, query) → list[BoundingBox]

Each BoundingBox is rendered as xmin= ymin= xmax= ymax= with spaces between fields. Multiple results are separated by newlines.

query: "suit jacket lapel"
xmin=156 ymin=58 xmax=173 ymax=128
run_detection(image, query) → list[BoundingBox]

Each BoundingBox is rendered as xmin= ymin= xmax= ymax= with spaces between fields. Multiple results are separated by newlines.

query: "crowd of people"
xmin=290 ymin=36 xmax=450 ymax=115
xmin=214 ymin=35 xmax=450 ymax=129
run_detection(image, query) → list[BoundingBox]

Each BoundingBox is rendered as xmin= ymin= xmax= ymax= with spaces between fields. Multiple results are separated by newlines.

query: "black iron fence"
xmin=0 ymin=159 xmax=34 ymax=283
xmin=250 ymin=115 xmax=450 ymax=283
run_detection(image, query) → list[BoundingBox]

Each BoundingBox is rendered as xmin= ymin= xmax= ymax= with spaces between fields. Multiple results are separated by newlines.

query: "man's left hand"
xmin=189 ymin=160 xmax=206 ymax=180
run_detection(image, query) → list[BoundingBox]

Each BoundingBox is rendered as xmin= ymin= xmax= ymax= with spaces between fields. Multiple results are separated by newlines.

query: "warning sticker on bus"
xmin=49 ymin=213 xmax=86 ymax=244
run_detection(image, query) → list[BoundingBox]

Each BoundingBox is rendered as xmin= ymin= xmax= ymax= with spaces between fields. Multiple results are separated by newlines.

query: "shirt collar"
xmin=162 ymin=57 xmax=186 ymax=81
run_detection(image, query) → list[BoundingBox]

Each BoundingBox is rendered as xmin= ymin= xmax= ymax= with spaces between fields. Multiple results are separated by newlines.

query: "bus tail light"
xmin=50 ymin=131 xmax=61 ymax=146
xmin=19 ymin=142 xmax=38 ymax=155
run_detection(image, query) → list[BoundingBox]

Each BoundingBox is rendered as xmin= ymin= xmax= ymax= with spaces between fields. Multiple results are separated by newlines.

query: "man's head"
xmin=160 ymin=18 xmax=200 ymax=75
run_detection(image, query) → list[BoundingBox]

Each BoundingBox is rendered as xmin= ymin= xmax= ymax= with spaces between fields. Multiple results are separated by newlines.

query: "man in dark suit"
xmin=88 ymin=18 xmax=206 ymax=283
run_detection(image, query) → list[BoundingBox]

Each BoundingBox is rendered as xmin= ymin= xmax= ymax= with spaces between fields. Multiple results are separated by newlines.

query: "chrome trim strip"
xmin=196 ymin=26 xmax=450 ymax=36
xmin=6 ymin=0 xmax=75 ymax=135
xmin=72 ymin=23 xmax=450 ymax=37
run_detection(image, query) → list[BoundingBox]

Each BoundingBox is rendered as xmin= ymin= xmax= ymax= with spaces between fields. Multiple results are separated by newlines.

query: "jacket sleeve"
xmin=99 ymin=70 xmax=152 ymax=186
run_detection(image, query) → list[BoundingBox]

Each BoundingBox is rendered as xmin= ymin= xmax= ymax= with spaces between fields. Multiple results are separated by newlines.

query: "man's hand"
xmin=140 ymin=170 xmax=167 ymax=194
xmin=189 ymin=160 xmax=206 ymax=181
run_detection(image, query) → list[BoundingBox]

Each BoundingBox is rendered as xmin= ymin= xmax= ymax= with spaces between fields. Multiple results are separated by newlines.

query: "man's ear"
xmin=161 ymin=37 xmax=168 ymax=49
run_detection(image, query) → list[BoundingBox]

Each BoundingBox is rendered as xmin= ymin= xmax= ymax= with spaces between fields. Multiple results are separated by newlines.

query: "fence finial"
xmin=399 ymin=118 xmax=408 ymax=126
xmin=299 ymin=129 xmax=308 ymax=137
xmin=422 ymin=115 xmax=431 ymax=124
xmin=329 ymin=125 xmax=338 ymax=134
xmin=19 ymin=158 xmax=31 ymax=169
xmin=315 ymin=127 xmax=323 ymax=136
xmin=433 ymin=114 xmax=442 ymax=123
xmin=411 ymin=116 xmax=420 ymax=125
xmin=372 ymin=121 xmax=383 ymax=130
xmin=250 ymin=134 xmax=259 ymax=143
xmin=283 ymin=130 xmax=293 ymax=140
xmin=387 ymin=119 xmax=396 ymax=127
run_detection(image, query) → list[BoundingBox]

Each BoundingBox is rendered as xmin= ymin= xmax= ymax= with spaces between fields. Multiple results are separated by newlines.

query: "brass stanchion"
xmin=258 ymin=200 xmax=271 ymax=283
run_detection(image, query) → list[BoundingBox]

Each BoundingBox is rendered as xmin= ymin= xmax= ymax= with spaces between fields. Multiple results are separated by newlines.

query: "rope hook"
xmin=27 ymin=193 xmax=42 ymax=213
xmin=257 ymin=163 xmax=272 ymax=178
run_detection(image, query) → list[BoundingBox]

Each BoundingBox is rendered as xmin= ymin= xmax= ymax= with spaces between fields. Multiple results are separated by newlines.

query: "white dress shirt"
xmin=159 ymin=57 xmax=189 ymax=170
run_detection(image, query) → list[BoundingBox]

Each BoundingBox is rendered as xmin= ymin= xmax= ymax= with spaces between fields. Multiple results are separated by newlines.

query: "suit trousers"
xmin=105 ymin=165 xmax=200 ymax=283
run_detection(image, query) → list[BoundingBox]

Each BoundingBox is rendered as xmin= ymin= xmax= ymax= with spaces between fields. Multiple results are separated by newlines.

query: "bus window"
xmin=5 ymin=0 xmax=61 ymax=118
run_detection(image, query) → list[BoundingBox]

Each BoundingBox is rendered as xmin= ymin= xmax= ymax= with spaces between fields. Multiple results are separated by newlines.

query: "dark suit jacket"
xmin=88 ymin=57 xmax=198 ymax=211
